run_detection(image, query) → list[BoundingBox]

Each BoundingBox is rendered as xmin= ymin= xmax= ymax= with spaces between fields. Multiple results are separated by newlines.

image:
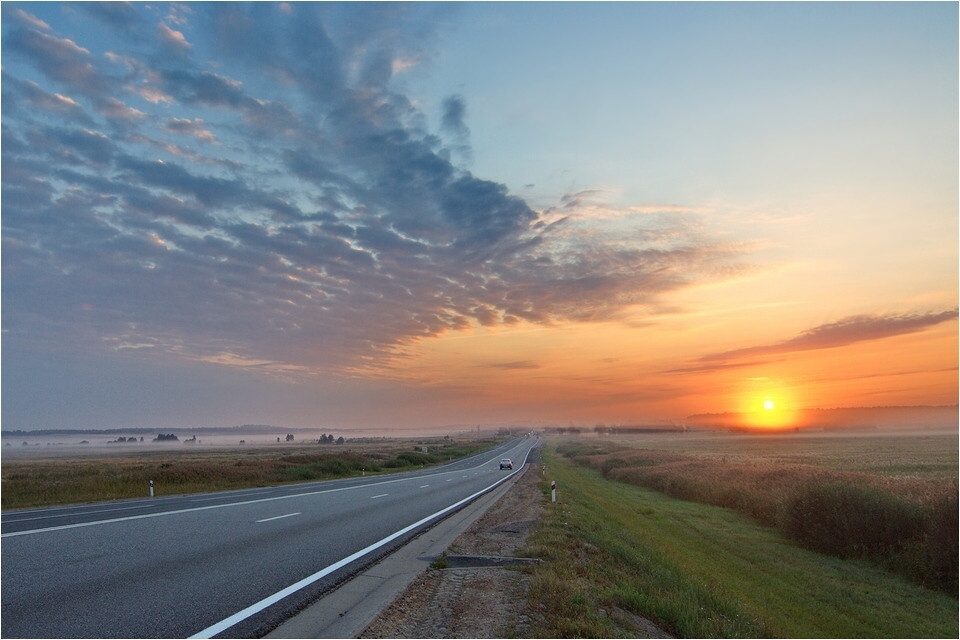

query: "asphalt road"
xmin=1 ymin=437 xmax=539 ymax=639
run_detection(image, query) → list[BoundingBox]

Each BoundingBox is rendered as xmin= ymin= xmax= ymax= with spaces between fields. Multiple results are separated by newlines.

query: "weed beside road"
xmin=524 ymin=444 xmax=958 ymax=638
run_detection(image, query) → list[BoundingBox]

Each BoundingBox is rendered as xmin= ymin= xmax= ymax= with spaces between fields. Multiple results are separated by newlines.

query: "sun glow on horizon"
xmin=736 ymin=385 xmax=801 ymax=430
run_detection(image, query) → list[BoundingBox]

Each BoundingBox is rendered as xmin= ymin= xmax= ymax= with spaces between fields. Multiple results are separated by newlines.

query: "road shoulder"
xmin=265 ymin=464 xmax=532 ymax=639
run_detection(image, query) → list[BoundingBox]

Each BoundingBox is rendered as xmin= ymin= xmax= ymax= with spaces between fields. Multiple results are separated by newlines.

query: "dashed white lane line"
xmin=370 ymin=494 xmax=389 ymax=499
xmin=256 ymin=513 xmax=300 ymax=523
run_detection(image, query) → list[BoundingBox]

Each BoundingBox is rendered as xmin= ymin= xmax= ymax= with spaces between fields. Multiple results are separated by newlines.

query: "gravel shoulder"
xmin=359 ymin=460 xmax=543 ymax=638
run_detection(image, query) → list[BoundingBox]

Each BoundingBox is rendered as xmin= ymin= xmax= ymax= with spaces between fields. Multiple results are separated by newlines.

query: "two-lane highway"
xmin=1 ymin=437 xmax=540 ymax=638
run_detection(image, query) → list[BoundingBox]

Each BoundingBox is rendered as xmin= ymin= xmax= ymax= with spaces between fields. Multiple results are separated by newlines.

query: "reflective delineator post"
xmin=551 ymin=480 xmax=556 ymax=503
xmin=149 ymin=480 xmax=154 ymax=498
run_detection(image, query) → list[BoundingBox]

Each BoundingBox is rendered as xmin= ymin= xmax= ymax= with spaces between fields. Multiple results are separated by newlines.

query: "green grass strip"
xmin=524 ymin=445 xmax=957 ymax=638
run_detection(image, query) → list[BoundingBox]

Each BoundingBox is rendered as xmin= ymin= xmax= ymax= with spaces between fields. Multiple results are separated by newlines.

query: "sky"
xmin=2 ymin=2 xmax=957 ymax=432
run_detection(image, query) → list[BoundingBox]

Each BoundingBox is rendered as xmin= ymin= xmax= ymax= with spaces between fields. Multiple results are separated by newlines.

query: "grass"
xmin=1 ymin=436 xmax=503 ymax=509
xmin=556 ymin=432 xmax=958 ymax=593
xmin=523 ymin=443 xmax=958 ymax=638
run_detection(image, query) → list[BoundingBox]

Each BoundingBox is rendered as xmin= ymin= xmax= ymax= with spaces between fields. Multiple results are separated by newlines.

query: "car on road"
xmin=499 ymin=458 xmax=513 ymax=470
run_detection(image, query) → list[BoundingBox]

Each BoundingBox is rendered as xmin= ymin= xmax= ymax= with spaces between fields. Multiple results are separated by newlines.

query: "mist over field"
xmin=1 ymin=423 xmax=497 ymax=456
xmin=3 ymin=405 xmax=955 ymax=461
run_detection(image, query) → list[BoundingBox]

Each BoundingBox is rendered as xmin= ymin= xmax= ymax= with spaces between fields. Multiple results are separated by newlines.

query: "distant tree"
xmin=336 ymin=436 xmax=345 ymax=445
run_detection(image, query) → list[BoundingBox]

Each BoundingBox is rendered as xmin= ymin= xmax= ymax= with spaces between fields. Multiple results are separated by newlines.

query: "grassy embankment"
xmin=561 ymin=433 xmax=957 ymax=593
xmin=1 ymin=437 xmax=499 ymax=509
xmin=522 ymin=437 xmax=958 ymax=638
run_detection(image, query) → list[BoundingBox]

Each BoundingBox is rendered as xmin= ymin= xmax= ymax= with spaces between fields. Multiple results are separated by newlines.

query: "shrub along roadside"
xmin=783 ymin=481 xmax=958 ymax=591
xmin=560 ymin=442 xmax=959 ymax=594
xmin=524 ymin=446 xmax=958 ymax=638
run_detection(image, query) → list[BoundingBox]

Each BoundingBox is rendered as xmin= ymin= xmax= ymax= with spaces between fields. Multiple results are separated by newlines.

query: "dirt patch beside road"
xmin=360 ymin=460 xmax=543 ymax=638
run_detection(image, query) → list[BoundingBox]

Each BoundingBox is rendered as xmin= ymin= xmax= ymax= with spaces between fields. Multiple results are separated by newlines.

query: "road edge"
xmin=265 ymin=464 xmax=530 ymax=639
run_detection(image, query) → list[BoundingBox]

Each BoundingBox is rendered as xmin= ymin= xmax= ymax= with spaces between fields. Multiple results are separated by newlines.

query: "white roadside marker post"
xmin=149 ymin=480 xmax=154 ymax=498
xmin=551 ymin=480 xmax=556 ymax=503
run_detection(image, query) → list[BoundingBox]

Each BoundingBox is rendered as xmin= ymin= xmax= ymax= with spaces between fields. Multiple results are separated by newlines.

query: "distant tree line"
xmin=318 ymin=434 xmax=344 ymax=444
xmin=153 ymin=433 xmax=179 ymax=442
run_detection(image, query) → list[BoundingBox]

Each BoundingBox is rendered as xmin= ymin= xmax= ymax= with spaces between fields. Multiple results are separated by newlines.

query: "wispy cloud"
xmin=699 ymin=310 xmax=959 ymax=364
xmin=481 ymin=361 xmax=543 ymax=371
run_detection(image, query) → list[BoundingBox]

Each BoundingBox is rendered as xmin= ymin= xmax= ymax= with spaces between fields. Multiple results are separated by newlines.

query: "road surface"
xmin=1 ymin=437 xmax=539 ymax=638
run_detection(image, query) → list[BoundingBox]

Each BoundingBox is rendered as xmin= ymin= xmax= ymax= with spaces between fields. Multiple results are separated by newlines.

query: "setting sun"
xmin=763 ymin=399 xmax=776 ymax=411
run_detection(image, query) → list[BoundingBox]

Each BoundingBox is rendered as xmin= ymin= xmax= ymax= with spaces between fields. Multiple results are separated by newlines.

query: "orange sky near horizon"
xmin=373 ymin=301 xmax=958 ymax=427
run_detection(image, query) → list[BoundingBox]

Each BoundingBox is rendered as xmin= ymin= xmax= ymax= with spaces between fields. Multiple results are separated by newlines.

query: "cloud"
xmin=158 ymin=23 xmax=192 ymax=52
xmin=82 ymin=2 xmax=140 ymax=31
xmin=162 ymin=118 xmax=216 ymax=143
xmin=440 ymin=94 xmax=472 ymax=164
xmin=490 ymin=361 xmax=543 ymax=370
xmin=1 ymin=72 xmax=93 ymax=124
xmin=663 ymin=359 xmax=785 ymax=375
xmin=3 ymin=27 xmax=111 ymax=97
xmin=1 ymin=4 xmax=748 ymax=381
xmin=700 ymin=310 xmax=959 ymax=363
xmin=10 ymin=8 xmax=51 ymax=31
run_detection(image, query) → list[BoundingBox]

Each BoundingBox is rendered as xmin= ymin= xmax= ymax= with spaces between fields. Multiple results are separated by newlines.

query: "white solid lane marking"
xmin=256 ymin=512 xmax=301 ymax=523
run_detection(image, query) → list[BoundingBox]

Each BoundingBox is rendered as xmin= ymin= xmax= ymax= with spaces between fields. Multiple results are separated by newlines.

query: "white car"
xmin=499 ymin=458 xmax=513 ymax=470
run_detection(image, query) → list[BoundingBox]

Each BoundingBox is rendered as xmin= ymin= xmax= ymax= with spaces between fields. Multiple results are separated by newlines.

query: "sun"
xmin=738 ymin=384 xmax=800 ymax=429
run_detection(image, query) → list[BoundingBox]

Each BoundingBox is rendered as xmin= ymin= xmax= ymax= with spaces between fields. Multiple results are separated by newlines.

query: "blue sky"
xmin=2 ymin=2 xmax=956 ymax=432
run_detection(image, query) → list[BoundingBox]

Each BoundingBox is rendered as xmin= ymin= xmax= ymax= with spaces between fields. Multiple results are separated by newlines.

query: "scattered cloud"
xmin=2 ymin=3 xmax=748 ymax=381
xmin=82 ymin=2 xmax=141 ymax=31
xmin=163 ymin=118 xmax=217 ymax=143
xmin=12 ymin=8 xmax=50 ymax=31
xmin=158 ymin=23 xmax=192 ymax=52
